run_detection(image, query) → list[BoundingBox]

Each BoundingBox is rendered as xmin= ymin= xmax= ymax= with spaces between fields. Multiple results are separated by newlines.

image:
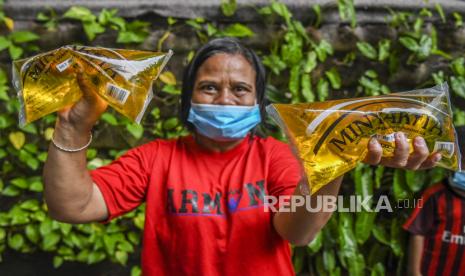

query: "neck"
xmin=193 ymin=132 xmax=245 ymax=152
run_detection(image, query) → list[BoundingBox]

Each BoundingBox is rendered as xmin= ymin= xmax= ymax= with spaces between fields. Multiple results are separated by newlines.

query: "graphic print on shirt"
xmin=166 ymin=180 xmax=266 ymax=217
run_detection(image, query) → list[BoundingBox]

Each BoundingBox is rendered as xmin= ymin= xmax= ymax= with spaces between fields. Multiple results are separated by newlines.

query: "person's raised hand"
xmin=363 ymin=132 xmax=441 ymax=170
xmin=56 ymin=70 xmax=108 ymax=133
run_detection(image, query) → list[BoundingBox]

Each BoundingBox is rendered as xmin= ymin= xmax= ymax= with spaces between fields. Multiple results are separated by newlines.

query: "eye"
xmin=201 ymin=84 xmax=217 ymax=94
xmin=234 ymin=85 xmax=249 ymax=94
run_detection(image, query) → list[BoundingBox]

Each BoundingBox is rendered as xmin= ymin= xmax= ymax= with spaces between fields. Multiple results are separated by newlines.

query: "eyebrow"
xmin=196 ymin=80 xmax=253 ymax=89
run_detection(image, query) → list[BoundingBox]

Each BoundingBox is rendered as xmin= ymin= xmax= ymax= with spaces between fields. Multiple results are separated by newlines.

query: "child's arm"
xmin=407 ymin=234 xmax=424 ymax=276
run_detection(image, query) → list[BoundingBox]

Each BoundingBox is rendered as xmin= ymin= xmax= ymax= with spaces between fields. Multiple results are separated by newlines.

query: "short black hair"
xmin=179 ymin=37 xmax=267 ymax=132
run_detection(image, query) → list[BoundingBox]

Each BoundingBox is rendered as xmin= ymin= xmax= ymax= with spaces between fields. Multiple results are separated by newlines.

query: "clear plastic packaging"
xmin=267 ymin=83 xmax=462 ymax=194
xmin=12 ymin=45 xmax=173 ymax=126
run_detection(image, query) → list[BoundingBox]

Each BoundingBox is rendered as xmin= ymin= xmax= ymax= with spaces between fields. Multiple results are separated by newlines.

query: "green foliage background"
xmin=0 ymin=0 xmax=464 ymax=275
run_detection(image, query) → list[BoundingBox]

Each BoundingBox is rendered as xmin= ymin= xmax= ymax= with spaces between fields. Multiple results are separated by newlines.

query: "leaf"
xmin=348 ymin=254 xmax=365 ymax=276
xmin=83 ymin=21 xmax=105 ymax=41
xmin=126 ymin=123 xmax=144 ymax=139
xmin=25 ymin=224 xmax=40 ymax=243
xmin=101 ymin=113 xmax=118 ymax=126
xmin=301 ymin=74 xmax=314 ymax=102
xmin=221 ymin=0 xmax=237 ymax=17
xmin=8 ymin=233 xmax=24 ymax=250
xmin=405 ymin=170 xmax=426 ymax=192
xmin=378 ymin=39 xmax=390 ymax=61
xmin=450 ymin=76 xmax=465 ymax=99
xmin=8 ymin=44 xmax=23 ymax=59
xmin=317 ymin=78 xmax=329 ymax=101
xmin=356 ymin=42 xmax=377 ymax=60
xmin=281 ymin=32 xmax=303 ymax=65
xmin=393 ymin=169 xmax=410 ymax=200
xmin=53 ymin=256 xmax=63 ymax=268
xmin=117 ymin=31 xmax=147 ymax=44
xmin=307 ymin=231 xmax=322 ymax=254
xmin=315 ymin=40 xmax=333 ymax=62
xmin=390 ymin=218 xmax=404 ymax=257
xmin=10 ymin=31 xmax=40 ymax=43
xmin=115 ymin=250 xmax=128 ymax=265
xmin=354 ymin=164 xmax=373 ymax=198
xmin=39 ymin=218 xmax=53 ymax=236
xmin=162 ymin=84 xmax=181 ymax=95
xmin=117 ymin=240 xmax=134 ymax=253
xmin=355 ymin=211 xmax=376 ymax=244
xmin=163 ymin=117 xmax=179 ymax=130
xmin=374 ymin=166 xmax=384 ymax=189
xmin=303 ymin=51 xmax=317 ymax=73
xmin=454 ymin=12 xmax=463 ymax=27
xmin=63 ymin=6 xmax=95 ymax=21
xmin=289 ymin=65 xmax=300 ymax=100
xmin=292 ymin=247 xmax=305 ymax=274
xmin=2 ymin=185 xmax=20 ymax=197
xmin=451 ymin=57 xmax=465 ymax=77
xmin=372 ymin=224 xmax=390 ymax=245
xmin=42 ymin=232 xmax=60 ymax=251
xmin=159 ymin=71 xmax=177 ymax=85
xmin=11 ymin=177 xmax=28 ymax=189
xmin=0 ymin=36 xmax=11 ymax=51
xmin=131 ymin=266 xmax=142 ymax=276
xmin=312 ymin=5 xmax=322 ymax=27
xmin=418 ymin=35 xmax=432 ymax=58
xmin=399 ymin=36 xmax=419 ymax=52
xmin=29 ymin=180 xmax=43 ymax=192
xmin=4 ymin=17 xmax=14 ymax=31
xmin=87 ymin=251 xmax=105 ymax=264
xmin=20 ymin=199 xmax=39 ymax=211
xmin=262 ymin=54 xmax=286 ymax=75
xmin=220 ymin=23 xmax=254 ymax=37
xmin=338 ymin=0 xmax=357 ymax=28
xmin=435 ymin=3 xmax=446 ymax=23
xmin=325 ymin=67 xmax=342 ymax=89
xmin=323 ymin=249 xmax=336 ymax=272
xmin=338 ymin=212 xmax=357 ymax=258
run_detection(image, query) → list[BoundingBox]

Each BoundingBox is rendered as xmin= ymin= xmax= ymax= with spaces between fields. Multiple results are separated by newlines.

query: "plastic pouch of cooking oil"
xmin=12 ymin=45 xmax=173 ymax=126
xmin=267 ymin=83 xmax=462 ymax=194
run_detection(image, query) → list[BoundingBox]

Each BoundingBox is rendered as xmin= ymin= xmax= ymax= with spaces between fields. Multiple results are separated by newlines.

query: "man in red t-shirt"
xmin=404 ymin=126 xmax=465 ymax=276
xmin=43 ymin=38 xmax=440 ymax=275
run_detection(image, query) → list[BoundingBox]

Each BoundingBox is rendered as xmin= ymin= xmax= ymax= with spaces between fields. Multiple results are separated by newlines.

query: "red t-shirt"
xmin=90 ymin=135 xmax=302 ymax=275
xmin=403 ymin=181 xmax=465 ymax=276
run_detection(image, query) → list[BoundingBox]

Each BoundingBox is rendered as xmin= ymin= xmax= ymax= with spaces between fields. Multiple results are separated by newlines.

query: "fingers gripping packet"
xmin=267 ymin=83 xmax=462 ymax=194
xmin=12 ymin=45 xmax=173 ymax=126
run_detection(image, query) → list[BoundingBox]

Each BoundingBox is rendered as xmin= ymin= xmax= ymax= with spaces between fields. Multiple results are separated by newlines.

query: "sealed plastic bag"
xmin=267 ymin=83 xmax=462 ymax=194
xmin=12 ymin=45 xmax=173 ymax=126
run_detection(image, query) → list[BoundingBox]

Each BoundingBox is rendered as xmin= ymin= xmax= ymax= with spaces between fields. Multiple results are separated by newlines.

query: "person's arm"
xmin=273 ymin=133 xmax=441 ymax=245
xmin=43 ymin=72 xmax=109 ymax=223
xmin=407 ymin=234 xmax=424 ymax=276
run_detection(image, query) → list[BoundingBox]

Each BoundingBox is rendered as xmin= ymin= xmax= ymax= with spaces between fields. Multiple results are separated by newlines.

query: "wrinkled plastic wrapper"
xmin=12 ymin=45 xmax=173 ymax=126
xmin=267 ymin=83 xmax=462 ymax=194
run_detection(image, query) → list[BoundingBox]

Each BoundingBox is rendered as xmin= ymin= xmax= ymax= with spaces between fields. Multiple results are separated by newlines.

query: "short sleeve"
xmin=266 ymin=139 xmax=303 ymax=198
xmin=90 ymin=142 xmax=157 ymax=221
xmin=402 ymin=184 xmax=442 ymax=235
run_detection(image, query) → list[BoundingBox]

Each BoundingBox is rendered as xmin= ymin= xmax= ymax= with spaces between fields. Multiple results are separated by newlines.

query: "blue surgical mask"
xmin=450 ymin=171 xmax=465 ymax=190
xmin=187 ymin=103 xmax=261 ymax=140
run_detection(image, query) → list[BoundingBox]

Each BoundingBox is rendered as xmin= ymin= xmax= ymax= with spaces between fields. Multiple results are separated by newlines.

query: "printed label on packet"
xmin=56 ymin=58 xmax=73 ymax=72
xmin=434 ymin=141 xmax=454 ymax=158
xmin=106 ymin=83 xmax=130 ymax=104
xmin=374 ymin=133 xmax=396 ymax=142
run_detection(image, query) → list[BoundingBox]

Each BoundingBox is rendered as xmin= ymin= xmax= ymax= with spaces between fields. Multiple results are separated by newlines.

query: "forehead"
xmin=196 ymin=53 xmax=256 ymax=81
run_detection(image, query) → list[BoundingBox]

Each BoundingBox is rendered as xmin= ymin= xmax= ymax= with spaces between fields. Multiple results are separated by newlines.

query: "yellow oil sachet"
xmin=12 ymin=45 xmax=173 ymax=126
xmin=267 ymin=83 xmax=462 ymax=194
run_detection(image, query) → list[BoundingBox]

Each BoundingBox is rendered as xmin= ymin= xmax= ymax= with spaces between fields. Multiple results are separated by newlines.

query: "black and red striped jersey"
xmin=403 ymin=181 xmax=465 ymax=276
